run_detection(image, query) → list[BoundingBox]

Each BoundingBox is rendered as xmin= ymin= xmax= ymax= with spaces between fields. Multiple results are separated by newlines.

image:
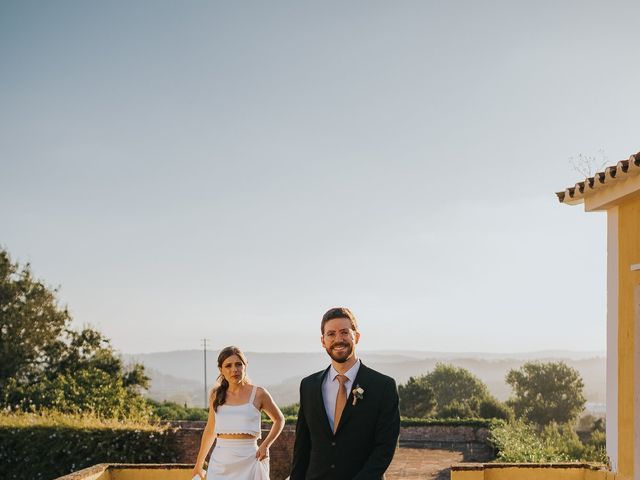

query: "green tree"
xmin=398 ymin=376 xmax=436 ymax=418
xmin=437 ymin=399 xmax=475 ymax=419
xmin=478 ymin=395 xmax=513 ymax=421
xmin=147 ymin=399 xmax=208 ymax=421
xmin=506 ymin=361 xmax=586 ymax=426
xmin=0 ymin=248 xmax=150 ymax=419
xmin=399 ymin=365 xmax=493 ymax=418
xmin=426 ymin=363 xmax=489 ymax=417
xmin=4 ymin=366 xmax=150 ymax=418
xmin=0 ymin=250 xmax=71 ymax=388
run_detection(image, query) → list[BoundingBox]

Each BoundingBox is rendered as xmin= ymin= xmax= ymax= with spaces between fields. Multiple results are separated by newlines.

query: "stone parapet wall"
xmin=399 ymin=425 xmax=493 ymax=462
xmin=264 ymin=426 xmax=296 ymax=480
xmin=173 ymin=426 xmax=206 ymax=463
xmin=171 ymin=422 xmax=295 ymax=480
xmin=400 ymin=425 xmax=490 ymax=443
xmin=171 ymin=422 xmax=494 ymax=479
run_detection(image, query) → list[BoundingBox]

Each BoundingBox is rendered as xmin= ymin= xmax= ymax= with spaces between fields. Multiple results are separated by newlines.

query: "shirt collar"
xmin=330 ymin=358 xmax=361 ymax=383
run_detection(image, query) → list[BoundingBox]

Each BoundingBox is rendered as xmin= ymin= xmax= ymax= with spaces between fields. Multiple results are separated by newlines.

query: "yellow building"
xmin=453 ymin=150 xmax=640 ymax=480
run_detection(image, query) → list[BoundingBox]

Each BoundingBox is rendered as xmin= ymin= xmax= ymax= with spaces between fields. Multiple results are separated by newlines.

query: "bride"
xmin=191 ymin=346 xmax=285 ymax=479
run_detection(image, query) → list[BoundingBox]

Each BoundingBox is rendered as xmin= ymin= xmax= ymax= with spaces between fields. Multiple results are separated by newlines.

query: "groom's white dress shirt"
xmin=321 ymin=359 xmax=361 ymax=428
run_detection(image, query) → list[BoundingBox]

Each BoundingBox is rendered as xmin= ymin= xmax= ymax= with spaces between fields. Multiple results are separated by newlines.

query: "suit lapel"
xmin=335 ymin=362 xmax=369 ymax=434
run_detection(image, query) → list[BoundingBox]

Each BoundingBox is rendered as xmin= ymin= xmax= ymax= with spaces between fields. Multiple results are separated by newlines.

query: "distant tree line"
xmin=398 ymin=363 xmax=512 ymax=420
xmin=398 ymin=360 xmax=586 ymax=426
xmin=396 ymin=349 xmax=607 ymax=462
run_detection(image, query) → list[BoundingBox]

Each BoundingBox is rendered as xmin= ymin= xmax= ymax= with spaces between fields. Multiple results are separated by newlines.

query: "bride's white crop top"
xmin=214 ymin=385 xmax=262 ymax=437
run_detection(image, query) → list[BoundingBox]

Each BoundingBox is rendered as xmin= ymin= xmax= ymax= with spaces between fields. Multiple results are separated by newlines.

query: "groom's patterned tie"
xmin=333 ymin=374 xmax=348 ymax=433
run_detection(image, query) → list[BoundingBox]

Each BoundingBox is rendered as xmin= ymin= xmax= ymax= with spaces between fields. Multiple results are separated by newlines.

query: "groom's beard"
xmin=326 ymin=342 xmax=353 ymax=363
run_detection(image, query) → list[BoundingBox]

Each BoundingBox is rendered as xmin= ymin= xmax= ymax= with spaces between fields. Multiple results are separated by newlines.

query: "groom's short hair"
xmin=321 ymin=307 xmax=359 ymax=334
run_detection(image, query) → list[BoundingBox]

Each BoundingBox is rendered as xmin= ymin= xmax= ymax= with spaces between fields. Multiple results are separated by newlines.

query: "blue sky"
xmin=2 ymin=1 xmax=638 ymax=354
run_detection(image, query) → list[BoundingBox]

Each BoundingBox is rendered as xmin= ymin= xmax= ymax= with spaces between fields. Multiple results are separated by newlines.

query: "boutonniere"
xmin=352 ymin=385 xmax=364 ymax=405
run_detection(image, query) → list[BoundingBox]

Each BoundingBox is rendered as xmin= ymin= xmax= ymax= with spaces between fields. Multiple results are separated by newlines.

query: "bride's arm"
xmin=191 ymin=394 xmax=217 ymax=478
xmin=256 ymin=387 xmax=285 ymax=460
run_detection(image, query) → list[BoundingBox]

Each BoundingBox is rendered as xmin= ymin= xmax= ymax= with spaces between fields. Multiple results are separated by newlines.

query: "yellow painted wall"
xmin=109 ymin=468 xmax=192 ymax=480
xmin=109 ymin=468 xmax=191 ymax=480
xmin=450 ymin=465 xmax=614 ymax=480
xmin=84 ymin=472 xmax=110 ymax=480
xmin=616 ymin=197 xmax=640 ymax=479
xmin=483 ymin=468 xmax=585 ymax=480
xmin=451 ymin=471 xmax=483 ymax=480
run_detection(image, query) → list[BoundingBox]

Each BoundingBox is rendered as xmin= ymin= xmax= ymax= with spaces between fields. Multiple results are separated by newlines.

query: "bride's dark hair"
xmin=211 ymin=346 xmax=248 ymax=411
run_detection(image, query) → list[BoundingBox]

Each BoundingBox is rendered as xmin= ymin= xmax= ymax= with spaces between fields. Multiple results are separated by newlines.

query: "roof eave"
xmin=557 ymin=152 xmax=640 ymax=209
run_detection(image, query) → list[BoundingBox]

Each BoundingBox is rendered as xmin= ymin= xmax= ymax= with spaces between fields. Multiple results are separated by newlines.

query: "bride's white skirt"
xmin=209 ymin=438 xmax=269 ymax=479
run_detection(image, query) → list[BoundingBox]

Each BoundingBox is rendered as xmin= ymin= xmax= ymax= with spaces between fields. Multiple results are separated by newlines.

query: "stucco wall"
xmin=451 ymin=463 xmax=616 ymax=480
xmin=616 ymin=195 xmax=640 ymax=479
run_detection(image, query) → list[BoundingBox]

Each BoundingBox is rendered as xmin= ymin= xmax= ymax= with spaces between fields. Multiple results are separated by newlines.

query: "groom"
xmin=290 ymin=307 xmax=400 ymax=479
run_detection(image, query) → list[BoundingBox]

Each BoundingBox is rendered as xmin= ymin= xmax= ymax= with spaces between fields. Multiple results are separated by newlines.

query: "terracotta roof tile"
xmin=556 ymin=152 xmax=640 ymax=204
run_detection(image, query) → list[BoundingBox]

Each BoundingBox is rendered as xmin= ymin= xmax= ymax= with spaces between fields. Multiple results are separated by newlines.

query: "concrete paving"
xmin=386 ymin=448 xmax=464 ymax=480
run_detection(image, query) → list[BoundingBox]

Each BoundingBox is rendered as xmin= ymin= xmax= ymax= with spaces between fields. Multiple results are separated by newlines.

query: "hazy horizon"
xmin=123 ymin=349 xmax=607 ymax=407
xmin=123 ymin=347 xmax=606 ymax=357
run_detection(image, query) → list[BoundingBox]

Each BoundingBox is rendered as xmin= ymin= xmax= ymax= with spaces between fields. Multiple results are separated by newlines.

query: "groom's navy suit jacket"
xmin=290 ymin=362 xmax=400 ymax=480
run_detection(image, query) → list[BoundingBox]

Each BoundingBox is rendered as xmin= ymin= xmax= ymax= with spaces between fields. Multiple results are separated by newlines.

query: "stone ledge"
xmin=55 ymin=464 xmax=195 ymax=480
xmin=109 ymin=464 xmax=195 ymax=470
xmin=55 ymin=464 xmax=110 ymax=480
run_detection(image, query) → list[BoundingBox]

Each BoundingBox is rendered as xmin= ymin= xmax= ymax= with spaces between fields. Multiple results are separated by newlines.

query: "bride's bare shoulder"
xmin=255 ymin=385 xmax=273 ymax=399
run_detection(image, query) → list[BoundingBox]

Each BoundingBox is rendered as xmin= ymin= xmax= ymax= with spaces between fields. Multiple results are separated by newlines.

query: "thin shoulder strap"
xmin=249 ymin=385 xmax=258 ymax=404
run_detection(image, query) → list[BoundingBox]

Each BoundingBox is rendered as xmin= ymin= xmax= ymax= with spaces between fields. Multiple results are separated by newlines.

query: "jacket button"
xmin=331 ymin=465 xmax=335 ymax=469
xmin=331 ymin=442 xmax=336 ymax=446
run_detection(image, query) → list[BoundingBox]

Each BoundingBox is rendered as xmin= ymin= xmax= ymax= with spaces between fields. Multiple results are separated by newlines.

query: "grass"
xmin=0 ymin=409 xmax=166 ymax=431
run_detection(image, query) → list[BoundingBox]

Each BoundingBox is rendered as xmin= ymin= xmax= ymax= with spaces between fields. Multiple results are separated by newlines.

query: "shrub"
xmin=490 ymin=420 xmax=553 ymax=462
xmin=280 ymin=403 xmax=300 ymax=417
xmin=490 ymin=419 xmax=608 ymax=463
xmin=0 ymin=411 xmax=179 ymax=480
xmin=147 ymin=399 xmax=208 ymax=421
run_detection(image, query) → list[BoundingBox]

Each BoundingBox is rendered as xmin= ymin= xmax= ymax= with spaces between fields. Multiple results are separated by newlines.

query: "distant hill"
xmin=144 ymin=367 xmax=203 ymax=406
xmin=122 ymin=350 xmax=606 ymax=409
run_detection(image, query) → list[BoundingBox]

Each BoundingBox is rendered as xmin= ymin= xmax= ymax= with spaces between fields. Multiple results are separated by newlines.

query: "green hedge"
xmin=148 ymin=399 xmax=208 ymax=421
xmin=0 ymin=412 xmax=180 ymax=480
xmin=400 ymin=417 xmax=497 ymax=428
xmin=264 ymin=415 xmax=495 ymax=427
xmin=262 ymin=415 xmax=298 ymax=425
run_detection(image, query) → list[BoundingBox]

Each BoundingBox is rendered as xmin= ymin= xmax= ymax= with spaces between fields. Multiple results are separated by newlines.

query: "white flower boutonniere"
xmin=352 ymin=385 xmax=364 ymax=406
